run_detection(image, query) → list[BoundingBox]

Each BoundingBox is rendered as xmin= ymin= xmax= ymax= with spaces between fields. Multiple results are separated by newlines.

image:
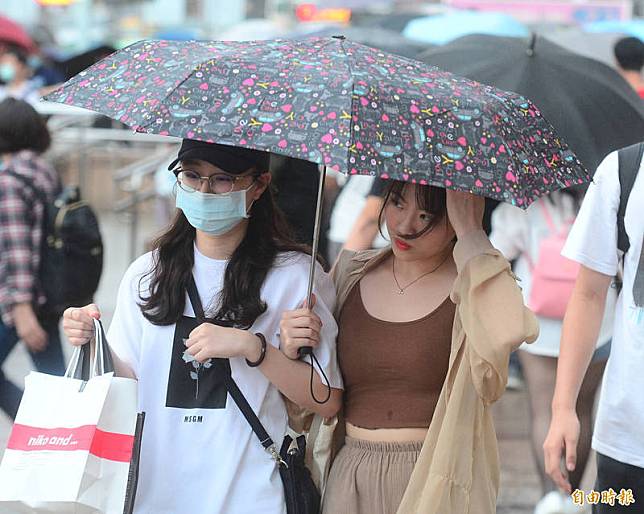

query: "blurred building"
xmin=0 ymin=0 xmax=642 ymax=54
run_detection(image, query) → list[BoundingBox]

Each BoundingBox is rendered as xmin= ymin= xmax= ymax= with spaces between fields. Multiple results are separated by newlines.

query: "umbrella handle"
xmin=299 ymin=165 xmax=327 ymax=358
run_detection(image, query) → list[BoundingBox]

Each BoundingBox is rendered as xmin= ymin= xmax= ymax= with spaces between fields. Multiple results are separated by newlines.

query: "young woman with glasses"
xmin=61 ymin=139 xmax=343 ymax=514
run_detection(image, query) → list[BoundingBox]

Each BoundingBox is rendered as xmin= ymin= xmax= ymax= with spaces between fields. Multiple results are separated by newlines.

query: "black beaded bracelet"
xmin=246 ymin=332 xmax=267 ymax=367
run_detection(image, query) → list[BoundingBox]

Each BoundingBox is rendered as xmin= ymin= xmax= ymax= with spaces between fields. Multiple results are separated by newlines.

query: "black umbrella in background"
xmin=542 ymin=28 xmax=625 ymax=67
xmin=420 ymin=33 xmax=644 ymax=173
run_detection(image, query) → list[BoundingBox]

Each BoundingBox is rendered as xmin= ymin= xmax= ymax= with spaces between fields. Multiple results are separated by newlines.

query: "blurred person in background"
xmin=0 ymin=98 xmax=64 ymax=420
xmin=271 ymin=154 xmax=336 ymax=265
xmin=614 ymin=36 xmax=644 ymax=99
xmin=491 ymin=191 xmax=616 ymax=514
xmin=0 ymin=45 xmax=41 ymax=104
xmin=327 ymin=176 xmax=388 ymax=265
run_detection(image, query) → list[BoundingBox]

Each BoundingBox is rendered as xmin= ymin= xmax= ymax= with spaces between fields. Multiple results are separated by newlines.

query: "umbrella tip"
xmin=527 ymin=33 xmax=537 ymax=57
xmin=332 ymin=35 xmax=346 ymax=40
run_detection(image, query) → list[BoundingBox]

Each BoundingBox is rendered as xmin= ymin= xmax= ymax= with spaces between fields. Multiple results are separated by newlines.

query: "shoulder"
xmin=331 ymin=247 xmax=386 ymax=287
xmin=271 ymin=251 xmax=325 ymax=282
xmin=1 ymin=152 xmax=56 ymax=187
xmin=592 ymin=151 xmax=620 ymax=192
xmin=121 ymin=252 xmax=156 ymax=293
xmin=335 ymin=247 xmax=382 ymax=272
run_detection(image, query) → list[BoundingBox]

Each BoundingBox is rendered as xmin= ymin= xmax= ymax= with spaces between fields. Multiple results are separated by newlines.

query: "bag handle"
xmin=186 ymin=276 xmax=287 ymax=468
xmin=64 ymin=319 xmax=114 ymax=380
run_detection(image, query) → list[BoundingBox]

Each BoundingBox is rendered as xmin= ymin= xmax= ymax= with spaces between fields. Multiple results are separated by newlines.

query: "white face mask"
xmin=176 ymin=184 xmax=255 ymax=236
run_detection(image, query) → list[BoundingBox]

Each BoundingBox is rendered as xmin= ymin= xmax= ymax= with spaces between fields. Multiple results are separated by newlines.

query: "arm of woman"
xmin=447 ymin=192 xmax=539 ymax=405
xmin=185 ymin=260 xmax=343 ymax=420
xmin=255 ymin=340 xmax=342 ymax=419
xmin=185 ymin=325 xmax=342 ymax=419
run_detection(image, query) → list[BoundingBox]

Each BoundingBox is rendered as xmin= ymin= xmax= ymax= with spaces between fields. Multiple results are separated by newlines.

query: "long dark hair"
xmin=378 ymin=180 xmax=449 ymax=240
xmin=139 ymin=183 xmax=309 ymax=328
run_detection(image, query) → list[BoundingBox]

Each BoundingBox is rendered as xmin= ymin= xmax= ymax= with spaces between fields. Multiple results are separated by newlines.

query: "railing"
xmin=40 ymin=101 xmax=180 ymax=260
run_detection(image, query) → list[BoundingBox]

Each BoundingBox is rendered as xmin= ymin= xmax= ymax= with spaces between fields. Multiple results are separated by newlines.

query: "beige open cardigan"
xmin=292 ymin=230 xmax=538 ymax=514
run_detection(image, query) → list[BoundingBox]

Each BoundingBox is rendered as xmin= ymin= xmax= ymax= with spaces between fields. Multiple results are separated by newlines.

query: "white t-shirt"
xmin=490 ymin=194 xmax=615 ymax=357
xmin=562 ymin=150 xmax=644 ymax=467
xmin=107 ymin=246 xmax=343 ymax=514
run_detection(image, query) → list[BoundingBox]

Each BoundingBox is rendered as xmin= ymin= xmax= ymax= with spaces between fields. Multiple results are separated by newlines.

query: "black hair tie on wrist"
xmin=246 ymin=332 xmax=267 ymax=367
xmin=299 ymin=347 xmax=331 ymax=404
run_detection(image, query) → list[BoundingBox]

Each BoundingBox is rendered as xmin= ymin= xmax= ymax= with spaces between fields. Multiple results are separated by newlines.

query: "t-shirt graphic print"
xmin=165 ymin=315 xmax=230 ymax=409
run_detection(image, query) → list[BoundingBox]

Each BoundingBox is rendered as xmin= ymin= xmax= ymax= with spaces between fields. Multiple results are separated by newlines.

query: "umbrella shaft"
xmin=306 ymin=166 xmax=327 ymax=308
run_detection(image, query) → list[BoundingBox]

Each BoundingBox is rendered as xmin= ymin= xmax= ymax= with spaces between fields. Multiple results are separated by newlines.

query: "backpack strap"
xmin=617 ymin=143 xmax=644 ymax=255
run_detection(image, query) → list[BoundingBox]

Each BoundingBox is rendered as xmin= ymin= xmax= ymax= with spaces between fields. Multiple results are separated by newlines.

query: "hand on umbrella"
xmin=279 ymin=294 xmax=322 ymax=360
xmin=446 ymin=190 xmax=485 ymax=238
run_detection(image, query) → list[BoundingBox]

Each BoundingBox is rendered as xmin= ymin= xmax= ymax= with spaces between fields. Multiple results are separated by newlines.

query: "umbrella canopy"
xmin=45 ymin=37 xmax=589 ymax=208
xmin=403 ymin=11 xmax=529 ymax=45
xmin=0 ymin=15 xmax=34 ymax=52
xmin=289 ymin=26 xmax=429 ymax=58
xmin=420 ymin=34 xmax=644 ymax=173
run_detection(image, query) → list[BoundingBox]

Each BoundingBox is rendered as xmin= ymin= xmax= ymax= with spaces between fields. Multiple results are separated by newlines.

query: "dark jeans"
xmin=0 ymin=316 xmax=65 ymax=419
xmin=593 ymin=452 xmax=644 ymax=513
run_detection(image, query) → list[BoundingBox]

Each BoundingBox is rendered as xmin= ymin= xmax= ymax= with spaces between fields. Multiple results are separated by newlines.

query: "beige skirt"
xmin=321 ymin=437 xmax=423 ymax=514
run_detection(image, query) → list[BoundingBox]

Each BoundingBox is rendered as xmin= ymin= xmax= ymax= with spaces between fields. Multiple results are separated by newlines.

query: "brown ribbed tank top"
xmin=337 ymin=282 xmax=455 ymax=429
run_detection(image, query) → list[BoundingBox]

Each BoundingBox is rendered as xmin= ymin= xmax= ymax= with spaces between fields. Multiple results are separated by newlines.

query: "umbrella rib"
xmin=137 ymin=56 xmax=216 ymax=132
xmin=338 ymin=37 xmax=356 ymax=175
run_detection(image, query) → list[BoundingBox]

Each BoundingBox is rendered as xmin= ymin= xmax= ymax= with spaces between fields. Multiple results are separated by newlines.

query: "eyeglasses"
xmin=174 ymin=169 xmax=258 ymax=194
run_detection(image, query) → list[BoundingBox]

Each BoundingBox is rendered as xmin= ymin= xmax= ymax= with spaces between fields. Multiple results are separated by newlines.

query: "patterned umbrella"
xmin=44 ymin=37 xmax=589 ymax=208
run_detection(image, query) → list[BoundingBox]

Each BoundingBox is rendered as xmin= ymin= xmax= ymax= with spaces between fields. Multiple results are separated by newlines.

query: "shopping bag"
xmin=0 ymin=319 xmax=144 ymax=514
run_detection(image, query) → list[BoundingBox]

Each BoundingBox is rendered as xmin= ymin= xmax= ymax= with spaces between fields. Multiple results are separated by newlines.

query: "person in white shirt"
xmin=544 ymin=148 xmax=644 ymax=514
xmin=61 ymin=140 xmax=343 ymax=514
xmin=491 ymin=191 xmax=615 ymax=514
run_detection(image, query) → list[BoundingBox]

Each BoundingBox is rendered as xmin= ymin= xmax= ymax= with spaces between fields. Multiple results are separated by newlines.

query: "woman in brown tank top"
xmin=278 ymin=182 xmax=524 ymax=514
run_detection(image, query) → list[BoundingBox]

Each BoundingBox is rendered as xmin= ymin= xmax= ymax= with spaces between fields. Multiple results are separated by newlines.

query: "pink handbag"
xmin=526 ymin=202 xmax=580 ymax=319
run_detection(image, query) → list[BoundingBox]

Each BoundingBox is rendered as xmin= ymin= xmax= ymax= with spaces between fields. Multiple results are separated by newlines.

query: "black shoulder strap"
xmin=617 ymin=143 xmax=644 ymax=255
xmin=186 ymin=276 xmax=280 ymax=457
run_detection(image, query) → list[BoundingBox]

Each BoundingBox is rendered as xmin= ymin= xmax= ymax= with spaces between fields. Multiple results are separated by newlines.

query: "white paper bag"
xmin=0 ymin=320 xmax=141 ymax=514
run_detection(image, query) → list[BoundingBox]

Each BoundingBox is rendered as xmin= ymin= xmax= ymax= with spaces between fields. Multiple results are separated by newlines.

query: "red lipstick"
xmin=394 ymin=238 xmax=411 ymax=251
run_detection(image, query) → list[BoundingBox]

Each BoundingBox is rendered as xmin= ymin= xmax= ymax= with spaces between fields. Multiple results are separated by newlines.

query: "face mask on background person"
xmin=0 ymin=64 xmax=16 ymax=84
xmin=175 ymin=183 xmax=256 ymax=236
